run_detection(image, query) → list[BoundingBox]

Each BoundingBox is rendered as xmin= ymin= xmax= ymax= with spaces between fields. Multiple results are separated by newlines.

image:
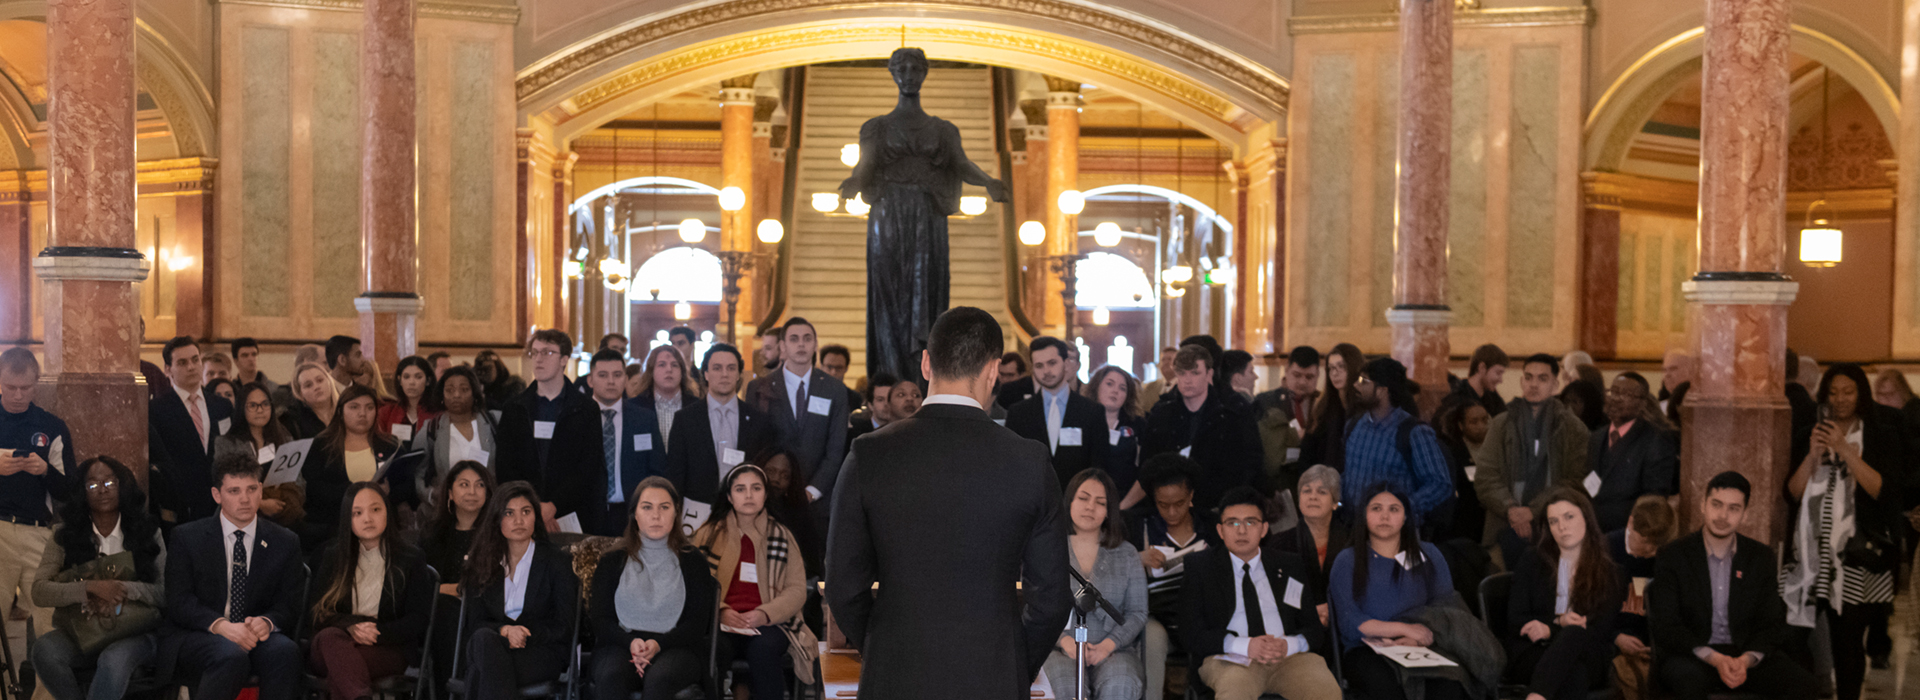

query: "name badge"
xmin=1465 ymin=466 xmax=1478 ymax=482
xmin=533 ymin=421 xmax=556 ymax=439
xmin=807 ymin=395 xmax=833 ymax=416
xmin=721 ymin=448 xmax=745 ymax=467
xmin=1109 ymin=429 xmax=1123 ymax=446
xmin=1284 ymin=578 xmax=1305 ymax=609
xmin=634 ymin=434 xmax=653 ymax=451
xmin=1583 ymin=471 xmax=1603 ymax=497
xmin=994 ymin=419 xmax=1007 ymax=427
xmin=1179 ymin=446 xmax=1192 ymax=458
xmin=739 ymin=562 xmax=759 ymax=584
xmin=1285 ymin=447 xmax=1301 ymax=462
xmin=256 ymin=443 xmax=276 ymax=465
xmin=1060 ymin=427 xmax=1083 ymax=446
xmin=391 ymin=424 xmax=412 ymax=442
xmin=217 ymin=418 xmax=231 ymax=434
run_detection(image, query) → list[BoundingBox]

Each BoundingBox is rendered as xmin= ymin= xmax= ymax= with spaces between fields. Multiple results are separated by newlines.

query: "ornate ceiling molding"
xmin=1289 ymin=6 xmax=1592 ymax=35
xmin=217 ymin=0 xmax=520 ymax=23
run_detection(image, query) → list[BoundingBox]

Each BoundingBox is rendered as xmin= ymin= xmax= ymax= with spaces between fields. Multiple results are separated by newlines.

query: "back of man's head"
xmin=926 ymin=307 xmax=1003 ymax=381
xmin=1361 ymin=357 xmax=1409 ymax=394
xmin=1469 ymin=343 xmax=1508 ymax=377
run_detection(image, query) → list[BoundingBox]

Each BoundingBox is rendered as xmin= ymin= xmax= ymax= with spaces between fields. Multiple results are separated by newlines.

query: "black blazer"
xmin=995 ymin=376 xmax=1037 ymax=410
xmin=494 ymin=381 xmax=601 ymax=520
xmin=1005 ymin=390 xmax=1111 ymax=489
xmin=277 ymin=401 xmax=329 ymax=441
xmin=159 ymin=516 xmax=305 ymax=677
xmin=1646 ymin=532 xmax=1789 ymax=660
xmin=148 ymin=388 xmax=235 ymax=524
xmin=464 ymin=543 xmax=578 ymax=653
xmin=1587 ymin=420 xmax=1680 ymax=532
xmin=300 ymin=439 xmax=402 ymax=551
xmin=664 ymin=397 xmax=777 ymax=506
xmin=1505 ymin=548 xmax=1622 ymax=657
xmin=589 ymin=549 xmax=715 ymax=653
xmin=1270 ymin=516 xmax=1351 ymax=596
xmin=744 ymin=368 xmax=850 ymax=502
xmin=1140 ymin=390 xmax=1265 ymax=513
xmin=308 ymin=542 xmax=436 ymax=651
xmin=825 ymin=403 xmax=1071 ymax=697
xmin=1178 ymin=545 xmax=1330 ymax=659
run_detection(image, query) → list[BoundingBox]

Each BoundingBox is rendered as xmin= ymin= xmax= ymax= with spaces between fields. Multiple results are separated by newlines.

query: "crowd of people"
xmin=0 ymin=323 xmax=1915 ymax=700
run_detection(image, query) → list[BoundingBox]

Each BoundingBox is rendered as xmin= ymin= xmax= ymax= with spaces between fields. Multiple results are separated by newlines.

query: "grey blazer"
xmin=1070 ymin=541 xmax=1149 ymax=649
xmin=410 ymin=412 xmax=499 ymax=499
xmin=32 ymin=526 xmax=168 ymax=608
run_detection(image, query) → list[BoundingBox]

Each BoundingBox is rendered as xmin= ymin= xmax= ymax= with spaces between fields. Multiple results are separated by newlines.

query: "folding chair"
xmin=305 ymin=565 xmax=442 ymax=700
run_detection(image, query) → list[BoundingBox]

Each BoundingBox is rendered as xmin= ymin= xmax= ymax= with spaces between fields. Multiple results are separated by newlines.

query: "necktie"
xmin=230 ymin=529 xmax=249 ymax=622
xmin=1047 ymin=394 xmax=1062 ymax=452
xmin=1242 ymin=563 xmax=1266 ymax=638
xmin=795 ymin=381 xmax=809 ymax=420
xmin=190 ymin=394 xmax=208 ymax=450
xmin=603 ymin=409 xmax=620 ymax=502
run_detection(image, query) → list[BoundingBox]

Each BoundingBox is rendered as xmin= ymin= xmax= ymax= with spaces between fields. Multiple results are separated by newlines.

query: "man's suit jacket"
xmin=1179 ymin=545 xmax=1330 ymax=659
xmin=664 ymin=397 xmax=776 ymax=506
xmin=1647 ymin=532 xmax=1790 ymax=660
xmin=148 ymin=388 xmax=235 ymax=524
xmin=1005 ymin=389 xmax=1110 ymax=488
xmin=745 ymin=367 xmax=849 ymax=502
xmin=826 ymin=403 xmax=1071 ymax=698
xmin=589 ymin=398 xmax=665 ymax=534
xmin=494 ymin=381 xmax=601 ymax=521
xmin=158 ymin=516 xmax=306 ymax=677
xmin=995 ymin=376 xmax=1036 ymax=410
xmin=1587 ymin=420 xmax=1679 ymax=532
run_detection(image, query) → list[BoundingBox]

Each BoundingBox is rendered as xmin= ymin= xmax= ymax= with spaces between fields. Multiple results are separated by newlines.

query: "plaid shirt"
xmin=1341 ymin=407 xmax=1453 ymax=520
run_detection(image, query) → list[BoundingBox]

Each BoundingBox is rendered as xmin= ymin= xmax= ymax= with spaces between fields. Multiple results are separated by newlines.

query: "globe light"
xmin=1057 ymin=189 xmax=1085 ymax=215
xmin=840 ymin=144 xmax=860 ymax=167
xmin=678 ymin=218 xmax=706 ymax=243
xmin=811 ymin=192 xmax=840 ymax=213
xmin=959 ymin=196 xmax=988 ymax=216
xmin=1018 ymin=220 xmax=1046 ymax=246
xmin=756 ymin=219 xmax=785 ymax=244
xmin=1162 ymin=265 xmax=1194 ymax=283
xmin=845 ymin=194 xmax=870 ymax=216
xmin=1092 ymin=307 xmax=1111 ymax=326
xmin=718 ymin=186 xmax=746 ymax=212
xmin=673 ymin=301 xmax=692 ymax=320
xmin=562 ymin=260 xmax=584 ymax=279
xmin=1093 ymin=221 xmax=1123 ymax=247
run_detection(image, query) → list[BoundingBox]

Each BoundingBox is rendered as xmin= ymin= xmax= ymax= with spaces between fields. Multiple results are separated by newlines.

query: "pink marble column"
xmin=0 ymin=174 xmax=30 ymax=343
xmin=34 ymin=0 xmax=150 ymax=477
xmin=1579 ymin=174 xmax=1620 ymax=360
xmin=1388 ymin=0 xmax=1452 ymax=420
xmin=357 ymin=0 xmax=421 ymax=372
xmin=1680 ymin=0 xmax=1796 ymax=543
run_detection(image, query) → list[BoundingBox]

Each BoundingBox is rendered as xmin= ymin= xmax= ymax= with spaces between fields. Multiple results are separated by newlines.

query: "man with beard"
xmin=1472 ymin=353 xmax=1590 ymax=566
xmin=1007 ymin=336 xmax=1109 ymax=487
xmin=1339 ymin=358 xmax=1452 ymax=525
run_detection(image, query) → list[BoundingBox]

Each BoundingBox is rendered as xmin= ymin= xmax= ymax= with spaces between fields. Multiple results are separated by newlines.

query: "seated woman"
xmin=410 ymin=366 xmax=499 ymax=501
xmin=303 ymin=384 xmax=402 ymax=552
xmin=31 ymin=457 xmax=167 ymax=700
xmin=419 ymin=460 xmax=494 ymax=699
xmin=1122 ymin=454 xmax=1217 ymax=700
xmin=460 ymin=481 xmax=578 ymax=700
xmin=281 ymin=362 xmax=338 ymax=440
xmin=307 ymin=483 xmax=435 ymax=700
xmin=1328 ymin=484 xmax=1464 ymax=700
xmin=751 ymin=448 xmax=821 ymax=576
xmin=691 ymin=465 xmax=818 ymax=700
xmin=1504 ymin=487 xmax=1623 ymax=700
xmin=378 ymin=356 xmax=441 ymax=442
xmin=1044 ymin=469 xmax=1148 ymax=700
xmin=1272 ymin=464 xmax=1349 ymax=625
xmin=214 ymin=382 xmax=306 ymax=529
xmin=590 ymin=477 xmax=714 ymax=700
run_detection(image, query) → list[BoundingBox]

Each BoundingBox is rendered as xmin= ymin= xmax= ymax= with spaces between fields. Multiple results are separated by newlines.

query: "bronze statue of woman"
xmin=839 ymin=48 xmax=1009 ymax=382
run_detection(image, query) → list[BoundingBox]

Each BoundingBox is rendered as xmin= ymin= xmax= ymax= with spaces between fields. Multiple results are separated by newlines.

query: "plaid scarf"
xmin=697 ymin=514 xmax=817 ymax=682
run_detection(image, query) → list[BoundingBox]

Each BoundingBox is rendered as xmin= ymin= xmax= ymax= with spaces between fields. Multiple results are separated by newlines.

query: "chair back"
xmin=416 ymin=565 xmax=442 ymax=700
xmin=1477 ymin=571 xmax=1514 ymax=637
xmin=447 ymin=593 xmax=471 ymax=693
xmin=294 ymin=562 xmax=314 ymax=640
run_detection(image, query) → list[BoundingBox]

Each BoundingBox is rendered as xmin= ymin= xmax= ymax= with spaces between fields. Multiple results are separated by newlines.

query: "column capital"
xmin=752 ymin=122 xmax=772 ymax=139
xmin=1046 ymin=91 xmax=1081 ymax=109
xmin=1681 ymin=276 xmax=1798 ymax=305
xmin=1025 ymin=125 xmax=1049 ymax=141
xmin=720 ymin=87 xmax=756 ymax=106
xmin=354 ymin=292 xmax=426 ymax=314
xmin=33 ymin=247 xmax=152 ymax=282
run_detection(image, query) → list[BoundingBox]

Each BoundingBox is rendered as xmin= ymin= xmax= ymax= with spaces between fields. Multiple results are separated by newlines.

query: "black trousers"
xmin=174 ymin=631 xmax=300 ymax=700
xmin=1505 ymin=625 xmax=1609 ymax=700
xmin=1655 ymin=647 xmax=1819 ymax=700
xmin=588 ymin=645 xmax=701 ymax=700
xmin=1341 ymin=647 xmax=1466 ymax=700
xmin=718 ymin=627 xmax=788 ymax=700
xmin=463 ymin=629 xmax=569 ymax=700
xmin=1824 ymin=601 xmax=1886 ymax=700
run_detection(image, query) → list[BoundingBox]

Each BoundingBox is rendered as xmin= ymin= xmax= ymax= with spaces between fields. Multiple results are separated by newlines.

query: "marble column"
xmin=1680 ymin=0 xmax=1796 ymax=543
xmin=1388 ymin=0 xmax=1453 ymax=420
xmin=1044 ymin=77 xmax=1081 ymax=336
xmin=1895 ymin=0 xmax=1920 ymax=356
xmin=720 ymin=78 xmax=757 ymax=339
xmin=0 ymin=172 xmax=31 ymax=343
xmin=1578 ymin=173 xmax=1621 ymax=360
xmin=34 ymin=0 xmax=151 ymax=475
xmin=554 ymin=152 xmax=577 ymax=335
xmin=356 ymin=0 xmax=421 ymax=372
xmin=1019 ymin=100 xmax=1051 ymax=327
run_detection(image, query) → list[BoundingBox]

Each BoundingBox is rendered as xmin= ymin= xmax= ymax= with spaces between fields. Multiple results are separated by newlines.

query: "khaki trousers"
xmin=1198 ymin=652 xmax=1343 ymax=700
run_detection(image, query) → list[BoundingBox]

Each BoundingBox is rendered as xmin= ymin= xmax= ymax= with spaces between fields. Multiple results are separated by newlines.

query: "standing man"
xmin=584 ymin=349 xmax=662 ymax=536
xmin=426 ymin=351 xmax=453 ymax=379
xmin=1340 ymin=358 xmax=1452 ymax=526
xmin=0 ymin=348 xmax=74 ymax=649
xmin=745 ymin=317 xmax=849 ymax=511
xmin=1141 ymin=346 xmax=1264 ymax=513
xmin=1137 ymin=346 xmax=1180 ymax=415
xmin=1007 ymin=336 xmax=1108 ymax=488
xmin=1587 ymin=374 xmax=1679 ymax=532
xmin=495 ymin=329 xmax=600 ymax=532
xmin=324 ymin=335 xmax=363 ymax=393
xmin=847 ymin=373 xmax=899 ymax=448
xmin=820 ymin=344 xmax=862 ymax=411
xmin=150 ymin=337 xmax=235 ymax=525
xmin=1659 ymin=350 xmax=1694 ymax=411
xmin=1473 ymin=353 xmax=1590 ymax=566
xmin=598 ymin=333 xmax=630 ymax=358
xmin=666 ymin=343 xmax=776 ymax=506
xmin=667 ymin=327 xmax=705 ymax=388
xmin=826 ymin=306 xmax=1071 ymax=698
xmin=1453 ymin=343 xmax=1510 ymax=418
xmin=1255 ymin=346 xmax=1321 ymax=434
xmin=203 ymin=352 xmax=233 ymax=384
xmin=230 ymin=338 xmax=279 ymax=398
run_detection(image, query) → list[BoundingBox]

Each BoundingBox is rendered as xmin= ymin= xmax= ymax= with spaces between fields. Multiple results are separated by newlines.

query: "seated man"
xmin=1647 ymin=471 xmax=1818 ymax=700
xmin=159 ymin=453 xmax=306 ymax=700
xmin=1609 ymin=494 xmax=1678 ymax=700
xmin=1179 ymin=487 xmax=1341 ymax=700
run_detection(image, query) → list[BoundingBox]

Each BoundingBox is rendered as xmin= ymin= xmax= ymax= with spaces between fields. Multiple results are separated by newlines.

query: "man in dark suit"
xmin=495 ymin=329 xmax=601 ymax=531
xmin=583 ymin=349 xmax=662 ymax=535
xmin=1587 ymin=374 xmax=1679 ymax=532
xmin=1007 ymin=336 xmax=1109 ymax=487
xmin=160 ymin=454 xmax=306 ymax=700
xmin=1180 ymin=486 xmax=1341 ymax=700
xmin=744 ymin=317 xmax=849 ymax=510
xmin=149 ymin=336 xmax=235 ymax=525
xmin=845 ymin=372 xmax=899 ymax=451
xmin=1647 ymin=471 xmax=1818 ymax=700
xmin=827 ymin=306 xmax=1071 ymax=699
xmin=667 ymin=343 xmax=776 ymax=506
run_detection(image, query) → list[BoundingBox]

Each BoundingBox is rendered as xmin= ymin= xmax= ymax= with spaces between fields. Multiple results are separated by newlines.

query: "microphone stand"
xmin=1067 ymin=566 xmax=1122 ymax=700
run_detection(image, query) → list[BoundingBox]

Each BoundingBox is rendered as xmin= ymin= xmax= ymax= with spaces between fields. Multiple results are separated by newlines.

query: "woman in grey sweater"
xmin=1047 ymin=469 xmax=1150 ymax=700
xmin=31 ymin=457 xmax=167 ymax=700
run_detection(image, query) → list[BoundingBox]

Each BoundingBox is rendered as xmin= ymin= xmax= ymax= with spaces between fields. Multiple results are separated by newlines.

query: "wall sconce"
xmin=678 ymin=218 xmax=707 ymax=243
xmin=563 ymin=260 xmax=584 ymax=279
xmin=1092 ymin=306 xmax=1111 ymax=326
xmin=673 ymin=300 xmax=692 ymax=320
xmin=959 ymin=196 xmax=988 ymax=217
xmin=756 ymin=219 xmax=785 ymax=244
xmin=844 ymin=194 xmax=870 ymax=217
xmin=1057 ymin=189 xmax=1085 ymax=215
xmin=167 ymin=250 xmax=195 ymax=272
xmin=718 ymin=187 xmax=746 ymax=212
xmin=1093 ymin=222 xmax=1122 ymax=247
xmin=1164 ymin=284 xmax=1186 ymax=298
xmin=1018 ymin=220 xmax=1046 ymax=246
xmin=1161 ymin=265 xmax=1194 ymax=284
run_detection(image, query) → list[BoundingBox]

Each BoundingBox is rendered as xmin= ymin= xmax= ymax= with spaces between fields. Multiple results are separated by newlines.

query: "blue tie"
xmin=604 ymin=409 xmax=621 ymax=502
xmin=230 ymin=529 xmax=249 ymax=622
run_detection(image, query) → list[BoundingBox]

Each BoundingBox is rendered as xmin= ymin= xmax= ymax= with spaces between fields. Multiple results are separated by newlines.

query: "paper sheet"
xmin=264 ymin=438 xmax=315 ymax=486
xmin=1370 ymin=645 xmax=1458 ymax=668
xmin=554 ymin=512 xmax=584 ymax=534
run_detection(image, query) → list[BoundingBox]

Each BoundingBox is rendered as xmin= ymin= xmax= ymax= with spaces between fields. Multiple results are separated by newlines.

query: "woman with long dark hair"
xmin=420 ymin=460 xmax=494 ymax=698
xmin=410 ymin=366 xmax=499 ymax=501
xmin=302 ymin=384 xmax=401 ymax=551
xmin=474 ymin=350 xmax=526 ymax=409
xmin=378 ymin=356 xmax=441 ymax=442
xmin=1328 ymin=483 xmax=1464 ymax=700
xmin=460 ymin=481 xmax=576 ymax=700
xmin=1433 ymin=397 xmax=1491 ymax=543
xmin=31 ymin=457 xmax=166 ymax=700
xmin=1503 ymin=487 xmax=1623 ymax=700
xmin=1299 ymin=343 xmax=1364 ymax=469
xmin=1042 ymin=469 xmax=1147 ymax=700
xmin=306 ymin=483 xmax=435 ymax=700
xmin=215 ymin=382 xmax=305 ymax=528
xmin=691 ymin=466 xmax=817 ymax=699
xmin=589 ymin=477 xmax=713 ymax=700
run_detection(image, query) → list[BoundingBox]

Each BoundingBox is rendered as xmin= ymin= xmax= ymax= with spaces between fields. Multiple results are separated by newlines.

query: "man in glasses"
xmin=1586 ymin=372 xmax=1677 ymax=533
xmin=496 ymin=329 xmax=599 ymax=532
xmin=0 ymin=347 xmax=74 ymax=648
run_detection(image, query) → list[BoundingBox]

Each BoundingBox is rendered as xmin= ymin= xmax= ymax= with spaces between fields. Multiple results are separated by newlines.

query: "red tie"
xmin=1609 ymin=425 xmax=1625 ymax=449
xmin=189 ymin=394 xmax=208 ymax=450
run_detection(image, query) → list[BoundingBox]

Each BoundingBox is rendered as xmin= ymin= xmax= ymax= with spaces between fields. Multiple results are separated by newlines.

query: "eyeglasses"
xmin=85 ymin=480 xmax=116 ymax=492
xmin=1221 ymin=519 xmax=1266 ymax=531
xmin=525 ymin=349 xmax=562 ymax=359
xmin=245 ymin=401 xmax=272 ymax=411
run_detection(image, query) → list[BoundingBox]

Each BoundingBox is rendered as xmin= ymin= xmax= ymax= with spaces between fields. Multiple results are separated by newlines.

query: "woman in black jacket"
xmin=459 ymin=481 xmax=578 ymax=700
xmin=307 ymin=483 xmax=436 ymax=700
xmin=1504 ymin=487 xmax=1623 ymax=700
xmin=302 ymin=384 xmax=401 ymax=552
xmin=590 ymin=476 xmax=715 ymax=700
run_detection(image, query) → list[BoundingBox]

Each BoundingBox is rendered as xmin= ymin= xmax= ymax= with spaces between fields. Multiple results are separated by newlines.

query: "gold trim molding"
xmin=217 ymin=0 xmax=521 ymax=23
xmin=1289 ymin=6 xmax=1591 ymax=35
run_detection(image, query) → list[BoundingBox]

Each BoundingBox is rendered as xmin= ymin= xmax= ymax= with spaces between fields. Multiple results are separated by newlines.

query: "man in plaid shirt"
xmin=1341 ymin=358 xmax=1453 ymax=525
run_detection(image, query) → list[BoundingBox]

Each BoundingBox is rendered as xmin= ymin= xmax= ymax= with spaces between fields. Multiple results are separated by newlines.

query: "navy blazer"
xmin=148 ymin=387 xmax=235 ymax=524
xmin=465 ymin=542 xmax=578 ymax=654
xmin=594 ymin=397 xmax=665 ymax=509
xmin=159 ymin=515 xmax=306 ymax=677
xmin=663 ymin=396 xmax=777 ymax=506
xmin=745 ymin=367 xmax=849 ymax=502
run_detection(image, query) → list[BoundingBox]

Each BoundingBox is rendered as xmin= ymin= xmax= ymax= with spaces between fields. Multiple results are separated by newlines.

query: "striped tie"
xmin=604 ymin=409 xmax=620 ymax=502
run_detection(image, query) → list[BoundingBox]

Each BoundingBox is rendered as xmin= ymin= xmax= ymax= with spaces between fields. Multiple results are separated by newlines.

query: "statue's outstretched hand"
xmin=986 ymin=178 xmax=1010 ymax=202
xmin=839 ymin=178 xmax=861 ymax=202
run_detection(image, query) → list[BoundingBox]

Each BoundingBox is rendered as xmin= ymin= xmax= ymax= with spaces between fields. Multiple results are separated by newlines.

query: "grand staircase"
xmin=784 ymin=65 xmax=1012 ymax=380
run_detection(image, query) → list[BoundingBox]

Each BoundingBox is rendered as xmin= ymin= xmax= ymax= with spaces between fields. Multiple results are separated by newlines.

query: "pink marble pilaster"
xmin=0 ymin=179 xmax=29 ymax=343
xmin=357 ymin=0 xmax=420 ymax=371
xmin=1579 ymin=174 xmax=1621 ymax=360
xmin=1389 ymin=0 xmax=1453 ymax=420
xmin=1695 ymin=0 xmax=1791 ymax=274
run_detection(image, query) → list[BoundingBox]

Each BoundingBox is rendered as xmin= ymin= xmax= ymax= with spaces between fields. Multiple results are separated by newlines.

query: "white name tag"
xmin=1465 ymin=466 xmax=1478 ymax=482
xmin=533 ymin=421 xmax=556 ymax=439
xmin=1584 ymin=471 xmax=1603 ymax=497
xmin=391 ymin=424 xmax=412 ymax=442
xmin=1179 ymin=446 xmax=1192 ymax=458
xmin=721 ymin=448 xmax=745 ymax=467
xmin=1060 ymin=427 xmax=1082 ymax=446
xmin=739 ymin=562 xmax=759 ymax=584
xmin=1285 ymin=447 xmax=1301 ymax=462
xmin=994 ymin=419 xmax=1007 ymax=427
xmin=1284 ymin=578 xmax=1305 ymax=609
xmin=807 ymin=395 xmax=832 ymax=416
xmin=217 ymin=418 xmax=231 ymax=434
xmin=634 ymin=434 xmax=653 ymax=451
xmin=256 ymin=443 xmax=276 ymax=465
xmin=1109 ymin=429 xmax=1123 ymax=446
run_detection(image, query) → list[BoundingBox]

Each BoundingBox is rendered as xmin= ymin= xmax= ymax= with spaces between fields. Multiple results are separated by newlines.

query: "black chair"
xmin=1 ymin=613 xmax=31 ymax=700
xmin=305 ymin=565 xmax=442 ymax=700
xmin=444 ymin=590 xmax=581 ymax=700
xmin=1478 ymin=572 xmax=1618 ymax=700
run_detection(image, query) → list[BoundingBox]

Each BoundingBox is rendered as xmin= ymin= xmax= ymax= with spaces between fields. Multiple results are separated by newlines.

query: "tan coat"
xmin=694 ymin=511 xmax=818 ymax=683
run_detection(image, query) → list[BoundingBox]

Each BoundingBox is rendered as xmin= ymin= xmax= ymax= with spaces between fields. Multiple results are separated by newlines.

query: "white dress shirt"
xmin=449 ymin=417 xmax=487 ymax=465
xmin=1224 ymin=552 xmax=1309 ymax=658
xmin=708 ymin=393 xmax=741 ymax=480
xmin=921 ymin=394 xmax=983 ymax=409
xmin=597 ymin=397 xmax=626 ymax=503
xmin=783 ymin=367 xmax=812 ymax=418
xmin=218 ymin=513 xmax=260 ymax=621
xmin=94 ymin=520 xmax=125 ymax=556
xmin=1040 ymin=384 xmax=1070 ymax=452
xmin=503 ymin=542 xmax=536 ymax=620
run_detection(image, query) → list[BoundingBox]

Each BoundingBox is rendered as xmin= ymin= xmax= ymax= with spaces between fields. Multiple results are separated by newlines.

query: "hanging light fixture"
xmin=1800 ymin=67 xmax=1843 ymax=268
xmin=678 ymin=218 xmax=706 ymax=243
xmin=1057 ymin=189 xmax=1085 ymax=215
xmin=756 ymin=219 xmax=785 ymax=244
xmin=959 ymin=196 xmax=988 ymax=216
xmin=1094 ymin=222 xmax=1123 ymax=247
xmin=1164 ymin=284 xmax=1186 ymax=298
xmin=1092 ymin=306 xmax=1111 ymax=326
xmin=845 ymin=194 xmax=870 ymax=216
xmin=811 ymin=192 xmax=840 ymax=213
xmin=1018 ymin=220 xmax=1047 ymax=246
xmin=840 ymin=144 xmax=860 ymax=167
xmin=718 ymin=186 xmax=746 ymax=212
xmin=563 ymin=260 xmax=584 ymax=279
xmin=673 ymin=300 xmax=692 ymax=320
xmin=1162 ymin=265 xmax=1194 ymax=283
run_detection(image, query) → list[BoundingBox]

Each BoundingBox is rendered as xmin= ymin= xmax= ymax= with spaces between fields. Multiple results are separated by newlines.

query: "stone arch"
xmin=0 ymin=6 xmax=216 ymax=162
